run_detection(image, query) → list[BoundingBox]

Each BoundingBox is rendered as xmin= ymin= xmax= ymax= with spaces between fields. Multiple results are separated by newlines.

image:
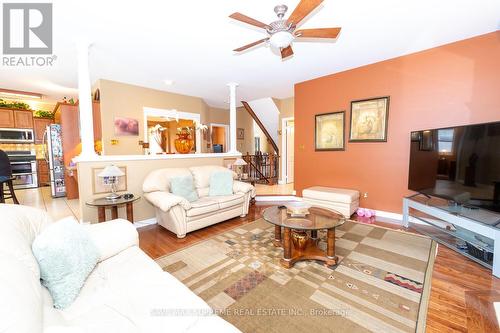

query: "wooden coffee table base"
xmin=277 ymin=227 xmax=338 ymax=269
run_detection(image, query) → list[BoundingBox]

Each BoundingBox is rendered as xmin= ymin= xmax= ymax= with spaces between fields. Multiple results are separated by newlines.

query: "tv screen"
xmin=408 ymin=121 xmax=500 ymax=213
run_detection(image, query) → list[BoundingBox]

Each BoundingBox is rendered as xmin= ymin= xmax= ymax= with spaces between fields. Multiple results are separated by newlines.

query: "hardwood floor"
xmin=138 ymin=202 xmax=500 ymax=333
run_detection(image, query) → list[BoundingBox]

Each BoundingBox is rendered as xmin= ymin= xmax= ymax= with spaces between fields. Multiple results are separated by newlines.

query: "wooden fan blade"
xmin=233 ymin=38 xmax=268 ymax=52
xmin=287 ymin=0 xmax=323 ymax=26
xmin=295 ymin=27 xmax=341 ymax=39
xmin=229 ymin=12 xmax=269 ymax=29
xmin=280 ymin=46 xmax=294 ymax=59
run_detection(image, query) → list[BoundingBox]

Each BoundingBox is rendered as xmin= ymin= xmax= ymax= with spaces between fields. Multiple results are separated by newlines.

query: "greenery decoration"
xmin=0 ymin=98 xmax=31 ymax=110
xmin=34 ymin=110 xmax=55 ymax=119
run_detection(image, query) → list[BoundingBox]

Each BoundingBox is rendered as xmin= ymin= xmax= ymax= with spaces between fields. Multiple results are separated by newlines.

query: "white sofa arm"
xmin=233 ymin=181 xmax=256 ymax=197
xmin=85 ymin=219 xmax=138 ymax=262
xmin=144 ymin=191 xmax=192 ymax=212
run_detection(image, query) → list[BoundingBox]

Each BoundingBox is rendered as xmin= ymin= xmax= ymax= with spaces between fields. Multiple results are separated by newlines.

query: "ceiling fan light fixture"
xmin=269 ymin=31 xmax=294 ymax=49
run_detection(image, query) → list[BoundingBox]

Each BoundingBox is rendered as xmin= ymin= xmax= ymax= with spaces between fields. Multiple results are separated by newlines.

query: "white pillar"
xmin=77 ymin=40 xmax=97 ymax=159
xmin=227 ymin=82 xmax=238 ymax=153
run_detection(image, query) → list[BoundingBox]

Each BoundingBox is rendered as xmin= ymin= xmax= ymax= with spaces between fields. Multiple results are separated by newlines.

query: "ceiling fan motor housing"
xmin=267 ymin=15 xmax=295 ymax=49
xmin=274 ymin=4 xmax=288 ymax=18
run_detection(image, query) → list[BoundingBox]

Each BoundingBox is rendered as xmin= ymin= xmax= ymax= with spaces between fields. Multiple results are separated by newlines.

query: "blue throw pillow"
xmin=32 ymin=217 xmax=100 ymax=309
xmin=209 ymin=171 xmax=234 ymax=196
xmin=170 ymin=175 xmax=199 ymax=202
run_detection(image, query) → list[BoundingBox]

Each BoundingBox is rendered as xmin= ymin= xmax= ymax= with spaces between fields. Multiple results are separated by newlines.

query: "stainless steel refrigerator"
xmin=43 ymin=124 xmax=66 ymax=197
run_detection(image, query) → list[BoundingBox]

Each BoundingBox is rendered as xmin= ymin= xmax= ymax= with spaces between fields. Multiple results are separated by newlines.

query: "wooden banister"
xmin=241 ymin=101 xmax=279 ymax=155
xmin=243 ymin=152 xmax=279 ymax=185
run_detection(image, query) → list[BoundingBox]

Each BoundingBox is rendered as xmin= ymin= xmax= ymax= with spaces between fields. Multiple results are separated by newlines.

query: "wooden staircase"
xmin=241 ymin=100 xmax=279 ymax=185
xmin=242 ymin=152 xmax=279 ymax=185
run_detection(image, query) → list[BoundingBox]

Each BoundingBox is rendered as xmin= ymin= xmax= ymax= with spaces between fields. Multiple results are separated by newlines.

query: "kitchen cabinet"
xmin=0 ymin=109 xmax=14 ymax=128
xmin=37 ymin=159 xmax=50 ymax=186
xmin=33 ymin=118 xmax=53 ymax=143
xmin=0 ymin=108 xmax=34 ymax=128
xmin=13 ymin=110 xmax=34 ymax=128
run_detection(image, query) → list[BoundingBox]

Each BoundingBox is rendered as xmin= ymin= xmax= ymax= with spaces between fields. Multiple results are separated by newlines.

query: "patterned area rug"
xmin=155 ymin=219 xmax=437 ymax=333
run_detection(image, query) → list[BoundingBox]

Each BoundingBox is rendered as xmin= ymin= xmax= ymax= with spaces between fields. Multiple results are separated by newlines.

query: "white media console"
xmin=403 ymin=194 xmax=500 ymax=278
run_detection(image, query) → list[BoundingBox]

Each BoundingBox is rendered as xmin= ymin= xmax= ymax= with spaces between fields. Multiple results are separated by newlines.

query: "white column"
xmin=77 ymin=40 xmax=97 ymax=159
xmin=227 ymin=82 xmax=238 ymax=153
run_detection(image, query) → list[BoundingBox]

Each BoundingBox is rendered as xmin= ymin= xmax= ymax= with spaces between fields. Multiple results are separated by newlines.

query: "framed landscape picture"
xmin=349 ymin=96 xmax=390 ymax=142
xmin=315 ymin=111 xmax=345 ymax=151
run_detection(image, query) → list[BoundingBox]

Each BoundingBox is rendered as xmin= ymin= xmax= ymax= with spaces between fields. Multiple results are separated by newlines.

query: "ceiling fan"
xmin=230 ymin=0 xmax=341 ymax=59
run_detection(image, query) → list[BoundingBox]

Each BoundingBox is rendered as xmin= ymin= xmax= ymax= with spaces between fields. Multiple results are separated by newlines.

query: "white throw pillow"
xmin=32 ymin=217 xmax=100 ymax=309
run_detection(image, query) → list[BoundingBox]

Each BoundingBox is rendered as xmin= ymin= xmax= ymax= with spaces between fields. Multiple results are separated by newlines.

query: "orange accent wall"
xmin=294 ymin=31 xmax=500 ymax=213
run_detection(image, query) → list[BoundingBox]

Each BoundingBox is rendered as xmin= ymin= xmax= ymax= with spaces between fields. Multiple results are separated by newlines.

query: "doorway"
xmin=209 ymin=123 xmax=229 ymax=153
xmin=143 ymin=107 xmax=201 ymax=154
xmin=281 ymin=117 xmax=294 ymax=184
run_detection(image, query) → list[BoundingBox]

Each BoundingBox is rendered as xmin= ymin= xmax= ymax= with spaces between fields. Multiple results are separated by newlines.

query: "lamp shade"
xmin=233 ymin=158 xmax=247 ymax=166
xmin=269 ymin=31 xmax=294 ymax=48
xmin=98 ymin=165 xmax=124 ymax=178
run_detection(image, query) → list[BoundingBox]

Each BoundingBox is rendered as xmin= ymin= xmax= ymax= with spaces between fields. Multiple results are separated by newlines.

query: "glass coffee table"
xmin=263 ymin=205 xmax=346 ymax=268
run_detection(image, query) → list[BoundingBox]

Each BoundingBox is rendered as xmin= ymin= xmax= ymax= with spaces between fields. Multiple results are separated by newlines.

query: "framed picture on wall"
xmin=349 ymin=96 xmax=390 ymax=142
xmin=315 ymin=111 xmax=345 ymax=151
xmin=237 ymin=128 xmax=245 ymax=140
xmin=114 ymin=117 xmax=139 ymax=136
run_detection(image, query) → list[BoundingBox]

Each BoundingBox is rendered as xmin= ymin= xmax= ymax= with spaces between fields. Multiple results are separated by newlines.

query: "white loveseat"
xmin=143 ymin=165 xmax=256 ymax=238
xmin=0 ymin=204 xmax=240 ymax=333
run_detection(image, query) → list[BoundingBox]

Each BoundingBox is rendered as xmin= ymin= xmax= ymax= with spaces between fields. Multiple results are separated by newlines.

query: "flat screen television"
xmin=408 ymin=121 xmax=500 ymax=213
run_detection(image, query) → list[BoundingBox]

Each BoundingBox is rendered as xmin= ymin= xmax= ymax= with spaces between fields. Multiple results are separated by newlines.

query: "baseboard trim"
xmin=131 ymin=206 xmax=421 ymax=228
xmin=255 ymin=195 xmax=298 ymax=202
xmin=133 ymin=217 xmax=157 ymax=228
xmin=361 ymin=208 xmax=423 ymax=225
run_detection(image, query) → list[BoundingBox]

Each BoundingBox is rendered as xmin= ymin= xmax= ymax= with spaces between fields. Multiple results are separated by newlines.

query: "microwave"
xmin=0 ymin=128 xmax=34 ymax=143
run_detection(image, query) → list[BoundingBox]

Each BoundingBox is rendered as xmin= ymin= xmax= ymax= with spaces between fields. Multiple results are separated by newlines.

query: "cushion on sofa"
xmin=0 ymin=204 xmax=51 ymax=333
xmin=142 ymin=168 xmax=193 ymax=193
xmin=189 ymin=165 xmax=236 ymax=189
xmin=209 ymin=171 xmax=234 ymax=196
xmin=144 ymin=191 xmax=192 ymax=212
xmin=50 ymin=246 xmax=240 ymax=332
xmin=85 ymin=219 xmax=139 ymax=262
xmin=170 ymin=175 xmax=199 ymax=202
xmin=186 ymin=197 xmax=220 ymax=217
xmin=213 ymin=193 xmax=245 ymax=209
xmin=32 ymin=217 xmax=100 ymax=309
xmin=0 ymin=253 xmax=43 ymax=333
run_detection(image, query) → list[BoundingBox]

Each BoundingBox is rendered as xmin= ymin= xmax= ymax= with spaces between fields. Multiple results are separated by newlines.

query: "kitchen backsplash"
xmin=0 ymin=143 xmax=45 ymax=159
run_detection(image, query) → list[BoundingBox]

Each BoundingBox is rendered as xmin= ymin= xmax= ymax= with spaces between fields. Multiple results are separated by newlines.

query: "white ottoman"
xmin=302 ymin=186 xmax=360 ymax=218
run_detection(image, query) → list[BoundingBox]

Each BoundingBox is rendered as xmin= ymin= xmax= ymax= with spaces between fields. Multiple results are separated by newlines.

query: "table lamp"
xmin=233 ymin=158 xmax=247 ymax=180
xmin=98 ymin=165 xmax=125 ymax=200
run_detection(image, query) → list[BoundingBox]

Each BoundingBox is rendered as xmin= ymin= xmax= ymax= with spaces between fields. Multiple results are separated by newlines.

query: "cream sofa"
xmin=0 ymin=204 xmax=240 ymax=333
xmin=143 ymin=165 xmax=256 ymax=238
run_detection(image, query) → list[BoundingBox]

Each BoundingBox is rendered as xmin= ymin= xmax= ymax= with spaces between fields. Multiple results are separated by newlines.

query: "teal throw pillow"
xmin=32 ymin=217 xmax=100 ymax=309
xmin=209 ymin=171 xmax=234 ymax=196
xmin=170 ymin=175 xmax=199 ymax=202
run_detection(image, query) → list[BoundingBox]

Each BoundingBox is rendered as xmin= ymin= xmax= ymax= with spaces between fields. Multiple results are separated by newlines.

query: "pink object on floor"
xmin=356 ymin=208 xmax=376 ymax=218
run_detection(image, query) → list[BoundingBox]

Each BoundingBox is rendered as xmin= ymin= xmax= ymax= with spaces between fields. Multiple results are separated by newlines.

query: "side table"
xmin=86 ymin=195 xmax=140 ymax=223
xmin=239 ymin=177 xmax=259 ymax=205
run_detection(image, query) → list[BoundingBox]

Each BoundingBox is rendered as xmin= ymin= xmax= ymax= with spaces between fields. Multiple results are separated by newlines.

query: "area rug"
xmin=155 ymin=219 xmax=437 ymax=333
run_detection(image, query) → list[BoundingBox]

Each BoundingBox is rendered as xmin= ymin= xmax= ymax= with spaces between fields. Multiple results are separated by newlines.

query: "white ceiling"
xmin=0 ymin=0 xmax=499 ymax=108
